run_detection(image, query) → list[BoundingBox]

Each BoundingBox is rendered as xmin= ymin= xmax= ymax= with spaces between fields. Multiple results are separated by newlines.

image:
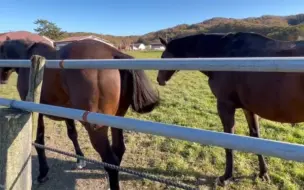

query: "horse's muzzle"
xmin=157 ymin=77 xmax=166 ymax=86
xmin=0 ymin=80 xmax=8 ymax=84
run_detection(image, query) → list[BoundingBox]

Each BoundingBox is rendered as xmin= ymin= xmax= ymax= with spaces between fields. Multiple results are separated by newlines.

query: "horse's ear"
xmin=5 ymin=36 xmax=11 ymax=41
xmin=159 ymin=37 xmax=167 ymax=47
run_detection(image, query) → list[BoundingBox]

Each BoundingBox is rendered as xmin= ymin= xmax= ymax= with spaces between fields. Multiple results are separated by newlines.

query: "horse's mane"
xmin=1 ymin=39 xmax=30 ymax=48
xmin=167 ymin=31 xmax=277 ymax=45
xmin=27 ymin=41 xmax=57 ymax=59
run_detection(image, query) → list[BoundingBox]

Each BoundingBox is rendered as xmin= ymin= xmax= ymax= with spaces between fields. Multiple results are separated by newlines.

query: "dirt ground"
xmin=31 ymin=121 xmax=111 ymax=190
xmin=30 ymin=120 xmax=204 ymax=190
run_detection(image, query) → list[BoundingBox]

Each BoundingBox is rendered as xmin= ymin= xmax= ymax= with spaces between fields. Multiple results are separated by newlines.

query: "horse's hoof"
xmin=76 ymin=159 xmax=87 ymax=169
xmin=33 ymin=176 xmax=49 ymax=185
xmin=253 ymin=172 xmax=270 ymax=182
xmin=214 ymin=176 xmax=233 ymax=187
xmin=259 ymin=172 xmax=270 ymax=182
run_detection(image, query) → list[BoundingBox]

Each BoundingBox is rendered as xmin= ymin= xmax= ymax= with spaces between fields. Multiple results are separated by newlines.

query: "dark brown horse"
xmin=0 ymin=38 xmax=16 ymax=84
xmin=157 ymin=32 xmax=304 ymax=186
xmin=0 ymin=39 xmax=159 ymax=190
xmin=0 ymin=38 xmax=88 ymax=169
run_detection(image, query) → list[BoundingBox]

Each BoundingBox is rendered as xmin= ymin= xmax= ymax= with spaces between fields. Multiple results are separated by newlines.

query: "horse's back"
xmin=57 ymin=39 xmax=121 ymax=114
xmin=59 ymin=39 xmax=118 ymax=59
xmin=213 ymin=34 xmax=304 ymax=122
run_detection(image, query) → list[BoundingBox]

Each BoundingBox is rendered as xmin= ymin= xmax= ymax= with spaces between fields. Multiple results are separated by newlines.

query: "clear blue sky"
xmin=0 ymin=0 xmax=303 ymax=36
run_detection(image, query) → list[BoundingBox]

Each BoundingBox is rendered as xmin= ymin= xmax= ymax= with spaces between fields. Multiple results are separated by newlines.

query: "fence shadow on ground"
xmin=30 ymin=155 xmax=258 ymax=189
xmin=122 ymin=166 xmax=258 ymax=188
xmin=31 ymin=155 xmax=184 ymax=190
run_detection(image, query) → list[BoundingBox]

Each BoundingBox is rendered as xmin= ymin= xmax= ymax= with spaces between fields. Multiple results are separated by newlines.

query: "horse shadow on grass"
xmin=121 ymin=166 xmax=261 ymax=188
xmin=31 ymin=156 xmax=141 ymax=190
xmin=31 ymin=155 xmax=259 ymax=189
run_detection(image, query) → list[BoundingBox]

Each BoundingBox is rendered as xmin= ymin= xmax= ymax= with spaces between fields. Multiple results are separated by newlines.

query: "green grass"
xmin=124 ymin=50 xmax=162 ymax=58
xmin=1 ymin=51 xmax=304 ymax=190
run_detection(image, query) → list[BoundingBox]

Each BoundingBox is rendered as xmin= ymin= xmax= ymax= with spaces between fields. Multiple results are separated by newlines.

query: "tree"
xmin=34 ymin=19 xmax=66 ymax=40
xmin=136 ymin=37 xmax=149 ymax=45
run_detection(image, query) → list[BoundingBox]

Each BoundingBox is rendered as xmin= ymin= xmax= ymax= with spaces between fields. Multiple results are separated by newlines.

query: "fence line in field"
xmin=1 ymin=98 xmax=304 ymax=162
xmin=1 ymin=57 xmax=304 ymax=72
xmin=2 ymin=56 xmax=304 ymax=189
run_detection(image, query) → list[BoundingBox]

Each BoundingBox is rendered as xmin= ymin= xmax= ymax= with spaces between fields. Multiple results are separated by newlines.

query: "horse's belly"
xmin=243 ymin=98 xmax=304 ymax=123
xmin=237 ymin=73 xmax=304 ymax=123
xmin=254 ymin=109 xmax=304 ymax=123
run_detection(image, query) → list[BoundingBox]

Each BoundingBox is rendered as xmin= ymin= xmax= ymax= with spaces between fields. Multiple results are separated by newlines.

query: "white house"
xmin=150 ymin=42 xmax=165 ymax=51
xmin=130 ymin=43 xmax=146 ymax=50
xmin=54 ymin=35 xmax=115 ymax=50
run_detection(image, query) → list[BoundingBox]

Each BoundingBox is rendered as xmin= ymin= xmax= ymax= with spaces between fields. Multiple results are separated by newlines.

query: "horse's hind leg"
xmin=65 ymin=119 xmax=86 ymax=169
xmin=35 ymin=114 xmax=50 ymax=183
xmin=84 ymin=124 xmax=120 ymax=190
xmin=243 ymin=109 xmax=269 ymax=181
xmin=111 ymin=106 xmax=129 ymax=165
xmin=111 ymin=128 xmax=125 ymax=165
xmin=63 ymin=69 xmax=121 ymax=189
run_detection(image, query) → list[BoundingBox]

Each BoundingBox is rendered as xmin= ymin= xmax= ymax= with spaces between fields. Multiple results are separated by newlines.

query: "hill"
xmin=65 ymin=13 xmax=304 ymax=46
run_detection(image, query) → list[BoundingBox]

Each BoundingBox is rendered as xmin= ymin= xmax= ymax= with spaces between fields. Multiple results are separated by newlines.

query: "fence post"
xmin=25 ymin=55 xmax=46 ymax=139
xmin=0 ymin=55 xmax=46 ymax=190
xmin=0 ymin=109 xmax=32 ymax=190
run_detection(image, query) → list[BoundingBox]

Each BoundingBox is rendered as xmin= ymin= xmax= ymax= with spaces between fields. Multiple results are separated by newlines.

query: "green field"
xmin=1 ymin=50 xmax=304 ymax=190
xmin=124 ymin=50 xmax=163 ymax=59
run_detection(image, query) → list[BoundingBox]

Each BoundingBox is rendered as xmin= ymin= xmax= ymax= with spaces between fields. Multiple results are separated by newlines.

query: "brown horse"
xmin=0 ymin=38 xmax=88 ymax=169
xmin=0 ymin=39 xmax=160 ymax=190
xmin=0 ymin=38 xmax=16 ymax=84
xmin=157 ymin=32 xmax=304 ymax=186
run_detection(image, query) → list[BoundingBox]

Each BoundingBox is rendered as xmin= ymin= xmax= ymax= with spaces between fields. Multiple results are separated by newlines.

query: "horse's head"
xmin=0 ymin=38 xmax=36 ymax=84
xmin=156 ymin=33 xmax=227 ymax=86
xmin=0 ymin=67 xmax=14 ymax=84
xmin=156 ymin=37 xmax=180 ymax=86
xmin=0 ymin=37 xmax=15 ymax=84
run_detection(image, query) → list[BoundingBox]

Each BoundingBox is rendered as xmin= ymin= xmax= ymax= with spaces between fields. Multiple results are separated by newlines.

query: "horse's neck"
xmin=44 ymin=49 xmax=57 ymax=59
xmin=200 ymin=71 xmax=212 ymax=78
xmin=187 ymin=51 xmax=213 ymax=78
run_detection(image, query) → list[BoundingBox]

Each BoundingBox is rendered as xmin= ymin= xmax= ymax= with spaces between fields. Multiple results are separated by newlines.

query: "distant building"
xmin=118 ymin=44 xmax=131 ymax=51
xmin=150 ymin=42 xmax=165 ymax=50
xmin=130 ymin=43 xmax=146 ymax=50
xmin=0 ymin=30 xmax=54 ymax=47
xmin=54 ymin=35 xmax=115 ymax=50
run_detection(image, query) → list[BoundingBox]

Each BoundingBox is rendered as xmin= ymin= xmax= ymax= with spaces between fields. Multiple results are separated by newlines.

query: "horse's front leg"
xmin=216 ymin=100 xmax=236 ymax=186
xmin=243 ymin=109 xmax=269 ymax=181
xmin=65 ymin=119 xmax=86 ymax=169
xmin=34 ymin=114 xmax=50 ymax=183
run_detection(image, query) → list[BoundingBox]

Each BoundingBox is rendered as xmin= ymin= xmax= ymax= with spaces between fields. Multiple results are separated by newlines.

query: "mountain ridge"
xmin=65 ymin=13 xmax=304 ymax=46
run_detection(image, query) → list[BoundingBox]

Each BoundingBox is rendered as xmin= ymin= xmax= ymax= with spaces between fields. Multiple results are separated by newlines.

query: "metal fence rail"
xmin=1 ymin=98 xmax=304 ymax=163
xmin=1 ymin=57 xmax=304 ymax=71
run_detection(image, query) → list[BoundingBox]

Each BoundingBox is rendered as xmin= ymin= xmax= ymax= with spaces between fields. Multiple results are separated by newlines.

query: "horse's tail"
xmin=114 ymin=53 xmax=160 ymax=114
xmin=129 ymin=70 xmax=160 ymax=113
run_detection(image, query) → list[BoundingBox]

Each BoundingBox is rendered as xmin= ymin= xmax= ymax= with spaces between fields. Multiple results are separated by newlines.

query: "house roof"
xmin=0 ymin=31 xmax=54 ymax=47
xmin=55 ymin=35 xmax=116 ymax=48
xmin=55 ymin=35 xmax=91 ymax=43
xmin=56 ymin=35 xmax=111 ymax=43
